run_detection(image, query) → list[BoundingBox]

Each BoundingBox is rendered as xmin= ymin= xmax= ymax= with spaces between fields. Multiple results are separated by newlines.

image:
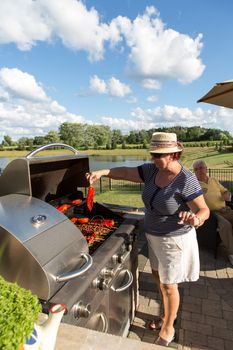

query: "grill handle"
xmin=26 ymin=143 xmax=79 ymax=158
xmin=99 ymin=313 xmax=109 ymax=333
xmin=111 ymin=270 xmax=133 ymax=292
xmin=56 ymin=253 xmax=93 ymax=282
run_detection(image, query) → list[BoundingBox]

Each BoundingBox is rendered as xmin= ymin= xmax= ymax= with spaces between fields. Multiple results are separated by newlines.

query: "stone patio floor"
xmin=127 ymin=226 xmax=233 ymax=350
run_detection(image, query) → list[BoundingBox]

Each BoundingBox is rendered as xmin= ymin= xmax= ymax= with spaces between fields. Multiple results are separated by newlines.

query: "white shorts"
xmin=145 ymin=227 xmax=200 ymax=284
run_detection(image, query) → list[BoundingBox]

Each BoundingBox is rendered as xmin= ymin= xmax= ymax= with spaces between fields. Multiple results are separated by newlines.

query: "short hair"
xmin=192 ymin=160 xmax=207 ymax=169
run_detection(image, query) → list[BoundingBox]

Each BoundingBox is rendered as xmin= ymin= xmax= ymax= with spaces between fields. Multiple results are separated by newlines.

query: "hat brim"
xmin=149 ymin=146 xmax=183 ymax=154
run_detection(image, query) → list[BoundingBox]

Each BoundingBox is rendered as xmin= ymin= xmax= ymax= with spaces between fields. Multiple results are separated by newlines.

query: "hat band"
xmin=150 ymin=141 xmax=178 ymax=148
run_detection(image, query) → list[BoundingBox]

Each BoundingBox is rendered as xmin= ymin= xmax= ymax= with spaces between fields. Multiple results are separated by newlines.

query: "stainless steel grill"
xmin=0 ymin=144 xmax=139 ymax=337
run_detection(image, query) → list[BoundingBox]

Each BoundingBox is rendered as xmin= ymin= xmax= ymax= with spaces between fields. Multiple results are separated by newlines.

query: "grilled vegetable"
xmin=57 ymin=204 xmax=72 ymax=212
xmin=77 ymin=217 xmax=89 ymax=224
xmin=86 ymin=186 xmax=95 ymax=211
xmin=71 ymin=199 xmax=82 ymax=205
xmin=91 ymin=219 xmax=115 ymax=227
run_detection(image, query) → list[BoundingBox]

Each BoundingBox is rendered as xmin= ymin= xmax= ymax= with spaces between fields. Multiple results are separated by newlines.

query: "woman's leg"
xmin=158 ymin=282 xmax=179 ymax=341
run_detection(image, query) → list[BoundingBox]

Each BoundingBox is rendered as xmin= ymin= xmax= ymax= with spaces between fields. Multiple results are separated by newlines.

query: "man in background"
xmin=193 ymin=160 xmax=233 ymax=266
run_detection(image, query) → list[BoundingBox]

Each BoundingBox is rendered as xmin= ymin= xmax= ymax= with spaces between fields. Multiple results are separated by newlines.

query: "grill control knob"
xmin=112 ymin=254 xmax=123 ymax=264
xmin=101 ymin=267 xmax=115 ymax=278
xmin=73 ymin=301 xmax=91 ymax=319
xmin=92 ymin=277 xmax=108 ymax=290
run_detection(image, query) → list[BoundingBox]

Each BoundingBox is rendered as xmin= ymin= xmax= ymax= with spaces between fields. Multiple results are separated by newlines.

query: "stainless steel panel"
xmin=0 ymin=226 xmax=49 ymax=298
xmin=0 ymin=194 xmax=66 ymax=241
xmin=0 ymin=158 xmax=31 ymax=196
xmin=108 ymin=250 xmax=133 ymax=337
xmin=65 ymin=289 xmax=109 ymax=333
xmin=0 ymin=152 xmax=90 ymax=199
xmin=0 ymin=193 xmax=89 ymax=300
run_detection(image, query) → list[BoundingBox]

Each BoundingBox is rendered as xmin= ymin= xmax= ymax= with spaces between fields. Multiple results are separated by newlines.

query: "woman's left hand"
xmin=178 ymin=211 xmax=200 ymax=226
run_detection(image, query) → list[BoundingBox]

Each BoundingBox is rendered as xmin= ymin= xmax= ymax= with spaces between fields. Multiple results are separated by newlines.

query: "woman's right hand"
xmin=86 ymin=169 xmax=109 ymax=185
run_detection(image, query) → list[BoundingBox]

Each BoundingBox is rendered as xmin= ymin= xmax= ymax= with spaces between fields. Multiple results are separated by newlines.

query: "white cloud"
xmin=0 ymin=68 xmax=48 ymax=101
xmin=147 ymin=95 xmax=158 ymax=103
xmin=0 ymin=2 xmax=204 ymax=84
xmin=108 ymin=77 xmax=131 ymax=97
xmin=90 ymin=75 xmax=107 ymax=94
xmin=89 ymin=75 xmax=131 ymax=97
xmin=101 ymin=105 xmax=233 ymax=134
xmin=112 ymin=6 xmax=205 ymax=84
xmin=141 ymin=79 xmax=161 ymax=90
xmin=0 ymin=0 xmax=111 ymax=61
xmin=0 ymin=68 xmax=86 ymax=140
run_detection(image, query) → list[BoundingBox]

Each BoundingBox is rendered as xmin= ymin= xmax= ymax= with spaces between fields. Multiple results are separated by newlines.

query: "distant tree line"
xmin=1 ymin=123 xmax=233 ymax=151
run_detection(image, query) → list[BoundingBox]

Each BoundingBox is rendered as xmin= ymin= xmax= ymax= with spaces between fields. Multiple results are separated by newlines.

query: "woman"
xmin=193 ymin=159 xmax=233 ymax=265
xmin=86 ymin=132 xmax=209 ymax=347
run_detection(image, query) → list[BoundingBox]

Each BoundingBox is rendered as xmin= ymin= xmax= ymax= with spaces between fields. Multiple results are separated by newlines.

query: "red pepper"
xmin=76 ymin=217 xmax=89 ymax=224
xmin=71 ymin=199 xmax=82 ymax=205
xmin=71 ymin=217 xmax=78 ymax=223
xmin=103 ymin=219 xmax=115 ymax=227
xmin=86 ymin=186 xmax=95 ymax=211
xmin=57 ymin=204 xmax=72 ymax=212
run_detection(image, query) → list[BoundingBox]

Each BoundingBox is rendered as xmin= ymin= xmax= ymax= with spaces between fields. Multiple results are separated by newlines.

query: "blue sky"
xmin=1 ymin=0 xmax=233 ymax=141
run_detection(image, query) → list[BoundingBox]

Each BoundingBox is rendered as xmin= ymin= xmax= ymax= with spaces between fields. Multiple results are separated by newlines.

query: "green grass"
xmin=95 ymin=190 xmax=144 ymax=208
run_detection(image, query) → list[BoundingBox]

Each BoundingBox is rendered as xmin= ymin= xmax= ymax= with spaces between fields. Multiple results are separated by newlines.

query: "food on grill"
xmin=91 ymin=218 xmax=115 ymax=227
xmin=57 ymin=203 xmax=72 ymax=212
xmin=71 ymin=217 xmax=89 ymax=224
xmin=75 ymin=222 xmax=113 ymax=248
xmin=86 ymin=186 xmax=95 ymax=211
xmin=71 ymin=198 xmax=82 ymax=205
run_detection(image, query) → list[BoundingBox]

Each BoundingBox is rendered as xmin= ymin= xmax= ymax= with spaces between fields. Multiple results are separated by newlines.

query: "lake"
xmin=0 ymin=155 xmax=151 ymax=172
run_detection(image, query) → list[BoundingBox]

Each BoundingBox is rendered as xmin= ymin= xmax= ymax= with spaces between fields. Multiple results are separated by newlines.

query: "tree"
xmin=59 ymin=122 xmax=85 ymax=148
xmin=2 ymin=135 xmax=13 ymax=146
xmin=44 ymin=130 xmax=60 ymax=143
xmin=112 ymin=129 xmax=123 ymax=145
xmin=33 ymin=136 xmax=46 ymax=145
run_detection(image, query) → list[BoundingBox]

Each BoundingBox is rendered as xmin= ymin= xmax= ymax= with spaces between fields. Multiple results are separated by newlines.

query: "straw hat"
xmin=149 ymin=132 xmax=183 ymax=153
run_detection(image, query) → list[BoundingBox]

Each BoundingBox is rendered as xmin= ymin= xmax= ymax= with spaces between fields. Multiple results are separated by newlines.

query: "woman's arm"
xmin=178 ymin=195 xmax=210 ymax=227
xmin=86 ymin=167 xmax=142 ymax=184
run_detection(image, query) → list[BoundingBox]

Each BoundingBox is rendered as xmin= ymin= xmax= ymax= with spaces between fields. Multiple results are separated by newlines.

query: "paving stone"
xmin=189 ymin=312 xmax=205 ymax=324
xmin=221 ymin=300 xmax=233 ymax=311
xmin=189 ymin=284 xmax=208 ymax=298
xmin=223 ymin=309 xmax=233 ymax=320
xmin=182 ymin=302 xmax=202 ymax=314
xmin=183 ymin=330 xmax=208 ymax=347
xmin=205 ymin=315 xmax=227 ymax=329
xmin=202 ymin=300 xmax=223 ymax=318
xmin=206 ymin=290 xmax=221 ymax=301
xmin=183 ymin=296 xmax=202 ymax=306
xmin=204 ymin=270 xmax=217 ymax=278
xmin=180 ymin=311 xmax=192 ymax=321
xmin=212 ymin=326 xmax=233 ymax=341
xmin=207 ymin=336 xmax=224 ymax=350
xmin=224 ymin=339 xmax=233 ymax=350
xmin=216 ymin=268 xmax=228 ymax=278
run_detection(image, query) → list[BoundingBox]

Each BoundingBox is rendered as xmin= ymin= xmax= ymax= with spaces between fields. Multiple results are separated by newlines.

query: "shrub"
xmin=0 ymin=276 xmax=42 ymax=350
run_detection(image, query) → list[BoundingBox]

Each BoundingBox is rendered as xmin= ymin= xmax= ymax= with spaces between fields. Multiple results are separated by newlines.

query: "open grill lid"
xmin=0 ymin=143 xmax=90 ymax=199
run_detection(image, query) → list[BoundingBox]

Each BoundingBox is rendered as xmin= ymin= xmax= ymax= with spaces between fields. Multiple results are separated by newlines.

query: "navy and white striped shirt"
xmin=138 ymin=163 xmax=203 ymax=236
